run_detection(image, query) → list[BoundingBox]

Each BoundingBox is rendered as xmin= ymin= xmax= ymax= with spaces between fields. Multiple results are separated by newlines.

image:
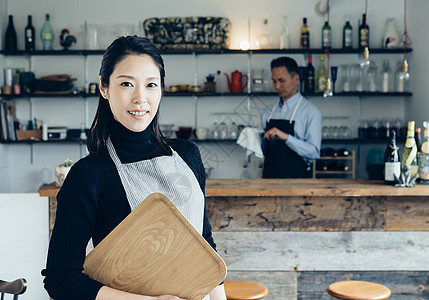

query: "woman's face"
xmin=100 ymin=54 xmax=162 ymax=132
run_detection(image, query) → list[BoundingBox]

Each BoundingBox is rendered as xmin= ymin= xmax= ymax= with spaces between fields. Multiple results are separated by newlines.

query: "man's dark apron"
xmin=263 ymin=96 xmax=311 ymax=178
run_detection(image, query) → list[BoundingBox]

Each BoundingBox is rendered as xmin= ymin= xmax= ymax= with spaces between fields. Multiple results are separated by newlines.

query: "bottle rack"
xmin=312 ymin=150 xmax=356 ymax=178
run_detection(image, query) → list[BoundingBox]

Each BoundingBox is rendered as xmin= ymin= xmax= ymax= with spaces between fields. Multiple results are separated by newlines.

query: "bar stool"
xmin=328 ymin=280 xmax=391 ymax=299
xmin=224 ymin=281 xmax=269 ymax=300
xmin=0 ymin=278 xmax=27 ymax=300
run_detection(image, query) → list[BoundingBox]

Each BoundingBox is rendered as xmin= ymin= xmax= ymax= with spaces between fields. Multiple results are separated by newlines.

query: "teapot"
xmin=224 ymin=70 xmax=248 ymax=93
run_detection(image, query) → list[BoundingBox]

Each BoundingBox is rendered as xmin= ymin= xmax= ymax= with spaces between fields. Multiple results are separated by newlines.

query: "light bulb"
xmin=399 ymin=59 xmax=410 ymax=80
xmin=323 ymin=78 xmax=333 ymax=98
xmin=360 ymin=47 xmax=370 ymax=67
xmin=240 ymin=40 xmax=250 ymax=51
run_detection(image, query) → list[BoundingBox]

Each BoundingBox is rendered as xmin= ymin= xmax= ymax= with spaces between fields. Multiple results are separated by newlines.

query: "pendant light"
xmin=323 ymin=0 xmax=333 ymax=98
xmin=399 ymin=0 xmax=412 ymax=82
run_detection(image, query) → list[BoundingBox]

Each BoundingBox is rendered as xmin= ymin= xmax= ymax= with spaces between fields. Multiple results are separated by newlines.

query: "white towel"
xmin=236 ymin=127 xmax=263 ymax=159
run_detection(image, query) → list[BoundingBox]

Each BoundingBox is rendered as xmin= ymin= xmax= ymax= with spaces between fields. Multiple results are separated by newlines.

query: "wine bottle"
xmin=321 ymin=14 xmax=331 ymax=49
xmin=420 ymin=122 xmax=429 ymax=184
xmin=384 ymin=130 xmax=401 ymax=185
xmin=342 ymin=15 xmax=353 ymax=49
xmin=40 ymin=14 xmax=54 ymax=50
xmin=304 ymin=55 xmax=315 ymax=94
xmin=415 ymin=127 xmax=422 ymax=152
xmin=337 ymin=148 xmax=350 ymax=157
xmin=402 ymin=121 xmax=419 ymax=178
xmin=359 ymin=13 xmax=370 ymax=49
xmin=300 ymin=17 xmax=310 ymax=49
xmin=316 ymin=54 xmax=327 ymax=92
xmin=4 ymin=15 xmax=17 ymax=52
xmin=25 ymin=15 xmax=35 ymax=52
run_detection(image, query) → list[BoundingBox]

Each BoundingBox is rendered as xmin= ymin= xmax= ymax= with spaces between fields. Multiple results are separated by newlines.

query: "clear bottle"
xmin=321 ymin=14 xmax=331 ymax=49
xmin=4 ymin=15 xmax=17 ymax=52
xmin=380 ymin=60 xmax=393 ymax=92
xmin=342 ymin=15 xmax=353 ymax=49
xmin=279 ymin=16 xmax=291 ymax=49
xmin=384 ymin=130 xmax=401 ymax=185
xmin=419 ymin=122 xmax=429 ymax=183
xmin=396 ymin=59 xmax=410 ymax=92
xmin=402 ymin=121 xmax=419 ymax=178
xmin=300 ymin=17 xmax=310 ymax=49
xmin=25 ymin=15 xmax=36 ymax=52
xmin=40 ymin=14 xmax=54 ymax=50
xmin=256 ymin=19 xmax=272 ymax=49
xmin=316 ymin=54 xmax=327 ymax=92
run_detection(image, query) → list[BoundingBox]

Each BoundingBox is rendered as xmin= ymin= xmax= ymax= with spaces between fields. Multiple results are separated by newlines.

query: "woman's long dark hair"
xmin=87 ymin=36 xmax=171 ymax=154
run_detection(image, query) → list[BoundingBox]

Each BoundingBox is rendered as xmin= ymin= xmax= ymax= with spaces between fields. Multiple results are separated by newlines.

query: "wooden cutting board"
xmin=83 ymin=193 xmax=227 ymax=299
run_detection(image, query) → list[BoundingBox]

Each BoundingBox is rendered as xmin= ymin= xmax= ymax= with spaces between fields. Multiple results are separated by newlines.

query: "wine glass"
xmin=331 ymin=66 xmax=338 ymax=93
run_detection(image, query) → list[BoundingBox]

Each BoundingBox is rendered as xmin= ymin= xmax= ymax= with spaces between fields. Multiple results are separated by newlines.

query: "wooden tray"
xmin=83 ymin=193 xmax=226 ymax=299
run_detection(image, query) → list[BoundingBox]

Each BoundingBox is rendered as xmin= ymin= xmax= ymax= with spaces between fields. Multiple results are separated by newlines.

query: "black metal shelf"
xmin=0 ymin=48 xmax=412 ymax=56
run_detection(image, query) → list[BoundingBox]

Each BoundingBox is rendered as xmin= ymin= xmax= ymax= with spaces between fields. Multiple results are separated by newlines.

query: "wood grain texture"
xmin=213 ymin=232 xmax=429 ymax=271
xmin=40 ymin=179 xmax=429 ymax=198
xmin=386 ymin=196 xmax=429 ymax=231
xmin=205 ymin=179 xmax=429 ymax=197
xmin=207 ymin=196 xmax=386 ymax=232
xmin=83 ymin=193 xmax=226 ymax=300
xmin=225 ymin=271 xmax=297 ymax=300
xmin=297 ymin=271 xmax=429 ymax=300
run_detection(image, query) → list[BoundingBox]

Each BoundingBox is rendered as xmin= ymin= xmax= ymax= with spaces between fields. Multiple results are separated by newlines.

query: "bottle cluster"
xmin=4 ymin=14 xmax=54 ymax=52
xmin=384 ymin=121 xmax=429 ymax=185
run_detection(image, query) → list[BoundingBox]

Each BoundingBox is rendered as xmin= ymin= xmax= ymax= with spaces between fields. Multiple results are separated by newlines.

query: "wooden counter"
xmin=39 ymin=179 xmax=429 ymax=299
xmin=39 ymin=178 xmax=429 ymax=198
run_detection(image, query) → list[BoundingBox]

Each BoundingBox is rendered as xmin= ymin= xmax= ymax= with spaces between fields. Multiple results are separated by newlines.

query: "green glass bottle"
xmin=342 ymin=15 xmax=353 ymax=49
xmin=321 ymin=15 xmax=331 ymax=49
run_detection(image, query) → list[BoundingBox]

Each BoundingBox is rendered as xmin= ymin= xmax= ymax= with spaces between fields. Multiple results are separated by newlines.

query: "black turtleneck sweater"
xmin=42 ymin=120 xmax=216 ymax=300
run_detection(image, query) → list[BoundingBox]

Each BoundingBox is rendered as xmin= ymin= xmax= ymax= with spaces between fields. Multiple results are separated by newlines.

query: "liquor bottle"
xmin=304 ymin=55 xmax=315 ymax=94
xmin=342 ymin=15 xmax=353 ymax=49
xmin=40 ymin=14 xmax=54 ymax=50
xmin=321 ymin=14 xmax=331 ymax=49
xmin=359 ymin=13 xmax=370 ymax=49
xmin=300 ymin=17 xmax=310 ymax=49
xmin=415 ymin=127 xmax=422 ymax=152
xmin=316 ymin=54 xmax=327 ymax=92
xmin=25 ymin=15 xmax=35 ymax=52
xmin=420 ymin=122 xmax=429 ymax=184
xmin=4 ymin=15 xmax=17 ymax=52
xmin=337 ymin=148 xmax=350 ymax=157
xmin=384 ymin=130 xmax=401 ymax=185
xmin=256 ymin=19 xmax=272 ymax=49
xmin=402 ymin=121 xmax=419 ymax=178
xmin=279 ymin=16 xmax=291 ymax=49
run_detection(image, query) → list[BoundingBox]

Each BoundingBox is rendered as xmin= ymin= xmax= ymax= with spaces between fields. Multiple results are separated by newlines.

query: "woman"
xmin=42 ymin=36 xmax=226 ymax=300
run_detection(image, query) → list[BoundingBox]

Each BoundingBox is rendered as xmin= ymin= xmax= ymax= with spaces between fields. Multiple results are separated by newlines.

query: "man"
xmin=259 ymin=56 xmax=321 ymax=178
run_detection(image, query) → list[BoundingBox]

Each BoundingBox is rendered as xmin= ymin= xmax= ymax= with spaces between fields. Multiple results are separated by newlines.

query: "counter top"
xmin=39 ymin=179 xmax=429 ymax=198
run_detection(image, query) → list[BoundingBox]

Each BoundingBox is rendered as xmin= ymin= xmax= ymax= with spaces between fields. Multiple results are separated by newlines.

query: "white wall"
xmin=0 ymin=0 xmax=425 ymax=191
xmin=0 ymin=193 xmax=50 ymax=299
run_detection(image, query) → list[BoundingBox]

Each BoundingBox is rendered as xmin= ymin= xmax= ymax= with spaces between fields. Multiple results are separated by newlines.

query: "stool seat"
xmin=328 ymin=280 xmax=391 ymax=300
xmin=224 ymin=281 xmax=269 ymax=300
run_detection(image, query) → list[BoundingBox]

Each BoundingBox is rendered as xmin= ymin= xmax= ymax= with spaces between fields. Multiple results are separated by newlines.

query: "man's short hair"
xmin=271 ymin=57 xmax=299 ymax=76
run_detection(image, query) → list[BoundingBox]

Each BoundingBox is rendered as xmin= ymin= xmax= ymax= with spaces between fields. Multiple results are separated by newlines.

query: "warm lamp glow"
xmin=240 ymin=40 xmax=250 ymax=50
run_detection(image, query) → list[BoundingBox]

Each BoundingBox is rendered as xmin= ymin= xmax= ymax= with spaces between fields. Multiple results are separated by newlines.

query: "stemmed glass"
xmin=331 ymin=66 xmax=338 ymax=93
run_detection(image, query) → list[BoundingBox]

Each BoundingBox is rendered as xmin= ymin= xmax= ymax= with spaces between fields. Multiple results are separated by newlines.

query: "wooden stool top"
xmin=224 ymin=281 xmax=269 ymax=300
xmin=328 ymin=280 xmax=391 ymax=300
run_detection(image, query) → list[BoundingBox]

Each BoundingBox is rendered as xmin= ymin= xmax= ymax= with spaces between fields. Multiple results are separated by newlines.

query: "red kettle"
xmin=224 ymin=70 xmax=248 ymax=93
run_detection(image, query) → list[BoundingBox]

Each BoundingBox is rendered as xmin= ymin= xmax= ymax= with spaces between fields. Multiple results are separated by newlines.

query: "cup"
xmin=195 ymin=127 xmax=208 ymax=139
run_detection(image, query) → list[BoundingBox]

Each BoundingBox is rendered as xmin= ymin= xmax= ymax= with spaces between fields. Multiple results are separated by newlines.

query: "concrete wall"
xmin=1 ymin=0 xmax=426 ymax=191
